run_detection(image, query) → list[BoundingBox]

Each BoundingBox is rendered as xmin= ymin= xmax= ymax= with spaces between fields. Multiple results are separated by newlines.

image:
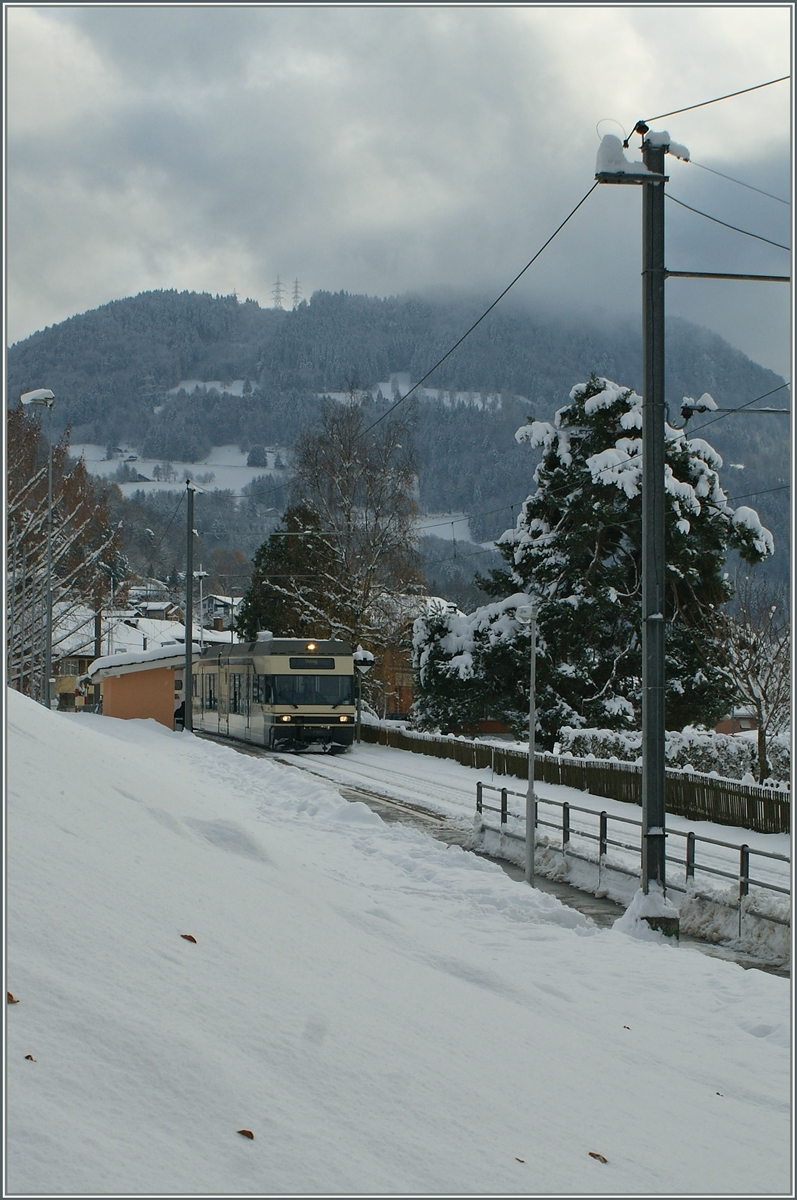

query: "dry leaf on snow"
xmin=589 ymin=1152 xmax=608 ymax=1163
xmin=181 ymin=934 xmax=197 ymax=943
xmin=7 ymin=992 xmax=19 ymax=1004
xmin=237 ymin=1129 xmax=254 ymax=1140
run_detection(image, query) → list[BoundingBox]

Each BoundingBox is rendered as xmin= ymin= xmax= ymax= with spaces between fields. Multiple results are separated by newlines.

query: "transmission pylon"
xmin=292 ymin=279 xmax=302 ymax=309
xmin=272 ymin=276 xmax=286 ymax=310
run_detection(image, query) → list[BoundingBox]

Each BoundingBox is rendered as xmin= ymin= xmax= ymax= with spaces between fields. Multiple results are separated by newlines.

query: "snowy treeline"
xmin=558 ymin=726 xmax=790 ymax=787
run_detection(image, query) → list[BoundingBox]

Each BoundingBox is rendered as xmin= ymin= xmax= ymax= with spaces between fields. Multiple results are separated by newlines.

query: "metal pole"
xmin=184 ymin=481 xmax=194 ymax=732
xmin=20 ymin=544 xmax=27 ymax=694
xmin=44 ymin=404 xmax=54 ymax=709
xmin=94 ymin=602 xmax=102 ymax=709
xmin=356 ymin=675 xmax=362 ymax=743
xmin=641 ymin=137 xmax=667 ymax=893
xmin=9 ymin=523 xmax=18 ymax=686
xmin=525 ymin=609 xmax=537 ymax=886
xmin=198 ymin=567 xmax=205 ymax=650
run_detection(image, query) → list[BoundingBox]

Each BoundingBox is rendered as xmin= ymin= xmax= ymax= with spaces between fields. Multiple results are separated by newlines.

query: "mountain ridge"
xmin=7 ymin=287 xmax=789 ymax=577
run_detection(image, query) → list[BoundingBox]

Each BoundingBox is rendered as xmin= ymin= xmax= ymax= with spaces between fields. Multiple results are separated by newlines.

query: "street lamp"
xmin=20 ymin=388 xmax=56 ymax=709
xmin=353 ymin=645 xmax=374 ymax=744
xmin=515 ymin=602 xmax=538 ymax=887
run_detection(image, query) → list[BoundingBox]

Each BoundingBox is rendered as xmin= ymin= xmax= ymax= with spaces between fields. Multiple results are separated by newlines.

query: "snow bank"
xmin=559 ymin=724 xmax=790 ymax=785
xmin=6 ymin=691 xmax=790 ymax=1195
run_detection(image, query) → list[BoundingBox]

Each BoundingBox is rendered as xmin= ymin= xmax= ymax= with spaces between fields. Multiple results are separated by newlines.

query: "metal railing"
xmin=360 ymin=724 xmax=790 ymax=834
xmin=475 ymin=781 xmax=791 ymax=936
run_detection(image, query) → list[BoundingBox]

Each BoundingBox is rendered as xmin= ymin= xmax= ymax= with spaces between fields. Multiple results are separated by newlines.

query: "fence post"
xmin=501 ymin=787 xmax=508 ymax=825
xmin=562 ymin=801 xmax=570 ymax=849
xmin=686 ymin=831 xmax=696 ymax=882
xmin=599 ymin=811 xmax=608 ymax=859
xmin=476 ymin=781 xmax=483 ymax=815
xmin=739 ymin=844 xmax=750 ymax=899
xmin=739 ymin=843 xmax=750 ymax=937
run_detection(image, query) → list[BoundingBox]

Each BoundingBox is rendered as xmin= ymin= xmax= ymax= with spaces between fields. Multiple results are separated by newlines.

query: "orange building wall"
xmin=101 ymin=667 xmax=177 ymax=729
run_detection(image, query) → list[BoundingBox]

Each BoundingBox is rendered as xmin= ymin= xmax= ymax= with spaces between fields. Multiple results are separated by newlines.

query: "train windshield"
xmin=268 ymin=673 xmax=354 ymax=707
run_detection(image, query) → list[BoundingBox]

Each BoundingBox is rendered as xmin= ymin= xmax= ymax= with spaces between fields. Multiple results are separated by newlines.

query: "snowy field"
xmin=70 ymin=443 xmax=287 ymax=500
xmin=6 ymin=691 xmax=792 ymax=1196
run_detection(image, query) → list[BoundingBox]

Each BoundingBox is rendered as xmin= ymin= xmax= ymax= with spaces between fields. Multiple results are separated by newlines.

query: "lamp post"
xmin=184 ymin=480 xmax=203 ymax=732
xmin=20 ymin=389 xmax=56 ymax=709
xmin=353 ymin=645 xmax=374 ymax=744
xmin=515 ymin=603 xmax=538 ymax=887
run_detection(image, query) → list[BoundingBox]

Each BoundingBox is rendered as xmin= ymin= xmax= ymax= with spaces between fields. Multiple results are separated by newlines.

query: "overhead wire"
xmin=361 ymin=182 xmax=601 ymax=434
xmin=147 ymin=490 xmax=185 ymax=560
xmin=665 ymin=193 xmax=790 ymax=251
xmin=686 ymin=159 xmax=790 ymax=206
xmin=639 ymin=75 xmax=790 ymax=125
xmin=687 ymin=382 xmax=790 ymax=432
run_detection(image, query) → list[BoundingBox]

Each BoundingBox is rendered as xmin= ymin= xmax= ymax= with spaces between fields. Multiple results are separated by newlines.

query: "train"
xmin=191 ymin=632 xmax=356 ymax=752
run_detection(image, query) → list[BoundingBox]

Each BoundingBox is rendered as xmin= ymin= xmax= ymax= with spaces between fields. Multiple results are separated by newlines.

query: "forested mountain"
xmin=8 ymin=287 xmax=790 ymax=576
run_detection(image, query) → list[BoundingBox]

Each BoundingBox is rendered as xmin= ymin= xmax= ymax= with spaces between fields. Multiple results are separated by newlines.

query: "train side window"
xmin=230 ymin=672 xmax=250 ymax=715
xmin=252 ymin=674 xmax=272 ymax=704
xmin=205 ymin=673 xmax=218 ymax=711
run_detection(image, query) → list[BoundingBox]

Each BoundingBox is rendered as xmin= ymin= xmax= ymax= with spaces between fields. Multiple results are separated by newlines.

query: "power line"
xmin=148 ymin=491 xmax=185 ymax=560
xmin=665 ymin=193 xmax=790 ymax=251
xmin=725 ymin=483 xmax=790 ymax=504
xmin=640 ymin=75 xmax=790 ymax=124
xmin=687 ymin=159 xmax=790 ymax=206
xmin=362 ymin=182 xmax=600 ymax=434
xmin=688 ymin=382 xmax=790 ymax=432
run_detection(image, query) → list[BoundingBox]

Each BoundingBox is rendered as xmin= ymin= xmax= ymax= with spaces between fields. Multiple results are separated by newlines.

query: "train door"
xmin=244 ymin=669 xmax=252 ymax=741
xmin=218 ymin=665 xmax=229 ymax=736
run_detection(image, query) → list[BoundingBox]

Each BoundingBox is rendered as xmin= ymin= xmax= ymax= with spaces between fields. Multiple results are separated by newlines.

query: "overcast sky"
xmin=5 ymin=4 xmax=793 ymax=378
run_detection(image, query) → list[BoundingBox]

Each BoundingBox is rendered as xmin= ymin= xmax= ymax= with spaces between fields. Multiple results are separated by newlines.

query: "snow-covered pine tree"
xmin=412 ymin=375 xmax=773 ymax=743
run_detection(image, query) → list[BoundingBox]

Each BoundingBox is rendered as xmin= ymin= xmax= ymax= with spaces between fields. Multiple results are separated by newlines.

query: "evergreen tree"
xmin=235 ymin=505 xmax=336 ymax=639
xmin=413 ymin=375 xmax=773 ymax=743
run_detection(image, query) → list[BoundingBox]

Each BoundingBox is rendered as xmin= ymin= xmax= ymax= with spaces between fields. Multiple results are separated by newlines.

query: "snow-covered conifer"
xmin=413 ymin=375 xmax=773 ymax=742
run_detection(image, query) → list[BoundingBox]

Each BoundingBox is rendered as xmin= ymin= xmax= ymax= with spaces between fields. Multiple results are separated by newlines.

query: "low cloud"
xmin=6 ymin=6 xmax=791 ymax=377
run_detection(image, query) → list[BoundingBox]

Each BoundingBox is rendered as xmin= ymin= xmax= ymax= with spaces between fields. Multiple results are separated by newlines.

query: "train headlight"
xmin=339 ymin=715 xmax=349 ymax=722
xmin=280 ymin=714 xmax=292 ymax=723
xmin=306 ymin=642 xmax=317 ymax=651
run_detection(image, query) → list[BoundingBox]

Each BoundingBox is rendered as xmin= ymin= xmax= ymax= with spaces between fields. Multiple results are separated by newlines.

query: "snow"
xmin=683 ymin=391 xmax=718 ymax=413
xmin=416 ymin=512 xmax=475 ymax=542
xmin=88 ymin=643 xmax=199 ymax=679
xmin=6 ymin=691 xmax=791 ymax=1195
xmin=414 ymin=593 xmax=528 ymax=683
xmin=613 ymin=884 xmax=680 ymax=938
xmin=732 ymin=505 xmax=776 ymax=558
xmin=328 ymin=374 xmax=510 ymax=410
xmin=52 ymin=605 xmax=229 ymax=662
xmin=69 ymin=443 xmax=288 ymax=499
xmin=295 ymin=737 xmax=790 ymax=963
xmin=644 ymin=131 xmax=690 ymax=161
xmin=167 ymin=379 xmax=247 ymax=397
xmin=595 ymin=134 xmax=653 ymax=176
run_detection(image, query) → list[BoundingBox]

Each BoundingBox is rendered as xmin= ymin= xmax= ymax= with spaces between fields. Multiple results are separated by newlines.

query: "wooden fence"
xmin=360 ymin=724 xmax=790 ymax=835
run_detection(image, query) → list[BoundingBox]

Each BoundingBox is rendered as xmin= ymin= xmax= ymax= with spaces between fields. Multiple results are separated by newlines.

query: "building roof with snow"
xmin=88 ymin=643 xmax=202 ymax=681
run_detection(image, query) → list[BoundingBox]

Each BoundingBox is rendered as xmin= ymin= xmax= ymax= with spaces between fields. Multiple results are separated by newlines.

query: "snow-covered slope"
xmin=5 ymin=691 xmax=790 ymax=1195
